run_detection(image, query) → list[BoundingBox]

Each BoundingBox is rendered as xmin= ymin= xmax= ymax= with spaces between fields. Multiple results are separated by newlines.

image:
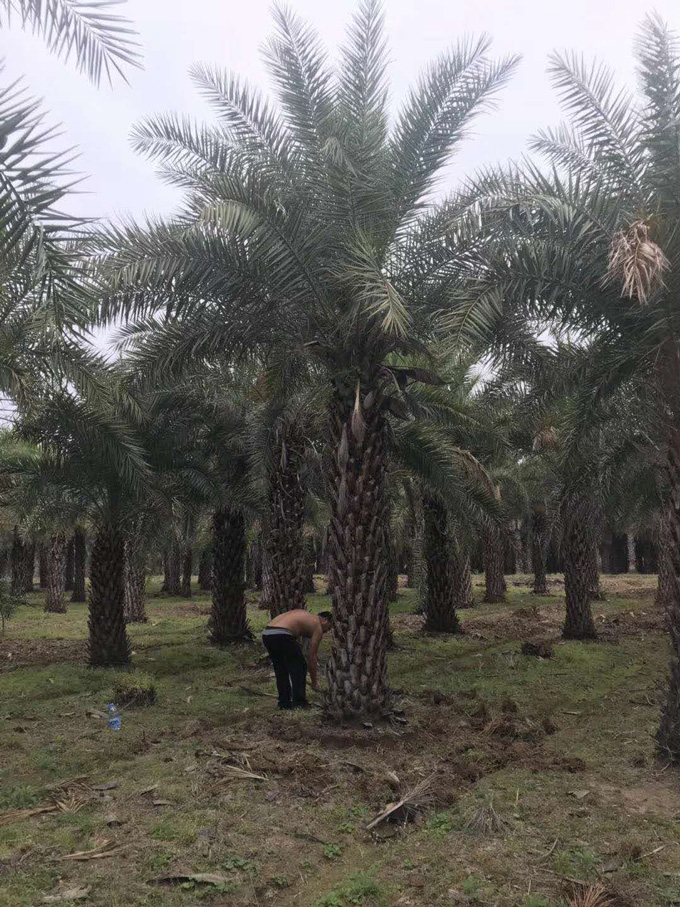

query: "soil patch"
xmin=0 ymin=638 xmax=86 ymax=672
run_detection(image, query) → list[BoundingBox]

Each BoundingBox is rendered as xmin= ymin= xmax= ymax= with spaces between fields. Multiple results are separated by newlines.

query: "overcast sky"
xmin=5 ymin=0 xmax=680 ymax=225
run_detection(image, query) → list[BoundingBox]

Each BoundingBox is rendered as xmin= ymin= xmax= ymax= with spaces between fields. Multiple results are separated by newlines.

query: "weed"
xmin=271 ymin=875 xmax=290 ymax=889
xmin=221 ymin=855 xmax=258 ymax=875
xmin=323 ymin=842 xmax=342 ymax=860
xmin=314 ymin=871 xmax=382 ymax=906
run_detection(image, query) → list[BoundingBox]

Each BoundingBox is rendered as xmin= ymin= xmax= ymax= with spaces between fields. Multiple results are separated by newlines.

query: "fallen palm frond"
xmin=57 ymin=838 xmax=123 ymax=862
xmin=365 ymin=775 xmax=435 ymax=831
xmin=0 ymin=804 xmax=58 ymax=825
xmin=462 ymin=797 xmax=509 ymax=836
xmin=212 ymin=764 xmax=267 ymax=783
xmin=567 ymin=882 xmax=614 ymax=907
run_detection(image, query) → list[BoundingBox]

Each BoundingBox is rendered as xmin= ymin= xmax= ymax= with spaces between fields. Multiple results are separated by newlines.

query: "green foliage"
xmin=112 ymin=671 xmax=156 ymax=707
xmin=314 ymin=871 xmax=382 ymax=907
xmin=323 ymin=842 xmax=342 ymax=860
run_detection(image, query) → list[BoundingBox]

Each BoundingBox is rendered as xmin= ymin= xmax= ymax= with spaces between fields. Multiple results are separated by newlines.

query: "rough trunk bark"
xmin=209 ymin=506 xmax=251 ymax=643
xmin=483 ymin=524 xmax=507 ymax=603
xmin=44 ymin=533 xmax=67 ymax=613
xmin=656 ymin=515 xmax=672 ymax=609
xmin=422 ymin=493 xmax=460 ymax=633
xmin=64 ymin=537 xmax=75 ymax=592
xmin=181 ymin=546 xmax=192 ymax=598
xmin=71 ymin=526 xmax=87 ymax=603
xmin=626 ymin=529 xmax=637 ymax=572
xmin=561 ymin=495 xmax=597 ymax=640
xmin=587 ymin=543 xmax=606 ymax=601
xmin=88 ymin=523 xmax=130 ymax=667
xmin=38 ymin=543 xmax=47 ymax=588
xmin=198 ymin=546 xmax=212 ymax=592
xmin=452 ymin=547 xmax=474 ymax=608
xmin=531 ymin=506 xmax=549 ymax=594
xmin=260 ymin=530 xmax=274 ymax=611
xmin=268 ymin=420 xmax=306 ymax=617
xmin=124 ymin=540 xmax=147 ymax=623
xmin=325 ymin=379 xmax=389 ymax=717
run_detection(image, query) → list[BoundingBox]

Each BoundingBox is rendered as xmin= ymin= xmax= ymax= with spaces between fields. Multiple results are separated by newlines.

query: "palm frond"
xmin=1 ymin=0 xmax=142 ymax=85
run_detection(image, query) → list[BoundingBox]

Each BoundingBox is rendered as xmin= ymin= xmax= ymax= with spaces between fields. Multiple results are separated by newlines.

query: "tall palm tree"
xmin=92 ymin=1 xmax=517 ymax=715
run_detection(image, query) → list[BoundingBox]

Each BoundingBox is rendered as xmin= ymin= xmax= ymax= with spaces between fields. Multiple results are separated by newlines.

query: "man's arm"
xmin=307 ymin=625 xmax=323 ymax=690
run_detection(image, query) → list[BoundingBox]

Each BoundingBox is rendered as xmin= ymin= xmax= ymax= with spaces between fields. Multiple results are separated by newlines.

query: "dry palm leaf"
xmin=0 ymin=803 xmax=58 ymax=825
xmin=567 ymin=882 xmax=614 ymax=907
xmin=365 ymin=775 xmax=435 ymax=830
xmin=606 ymin=221 xmax=669 ymax=304
xmin=462 ymin=798 xmax=509 ymax=837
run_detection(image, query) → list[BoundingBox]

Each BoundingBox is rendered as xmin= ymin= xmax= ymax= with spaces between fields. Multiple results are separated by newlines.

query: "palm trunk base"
xmin=209 ymin=507 xmax=252 ymax=645
xmin=88 ymin=525 xmax=130 ymax=668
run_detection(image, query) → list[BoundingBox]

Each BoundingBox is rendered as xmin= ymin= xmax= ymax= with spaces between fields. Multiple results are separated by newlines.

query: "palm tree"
xmin=9 ymin=381 xmax=150 ymax=666
xmin=92 ymin=1 xmax=517 ymax=715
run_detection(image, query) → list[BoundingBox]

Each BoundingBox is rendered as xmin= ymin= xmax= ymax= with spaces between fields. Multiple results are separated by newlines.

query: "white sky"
xmin=5 ymin=0 xmax=680 ymax=224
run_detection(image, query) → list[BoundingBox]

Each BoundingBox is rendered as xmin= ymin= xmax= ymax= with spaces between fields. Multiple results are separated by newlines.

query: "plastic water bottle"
xmin=106 ymin=702 xmax=121 ymax=732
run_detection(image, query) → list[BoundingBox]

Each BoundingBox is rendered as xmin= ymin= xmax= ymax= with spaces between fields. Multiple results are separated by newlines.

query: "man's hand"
xmin=310 ymin=678 xmax=320 ymax=692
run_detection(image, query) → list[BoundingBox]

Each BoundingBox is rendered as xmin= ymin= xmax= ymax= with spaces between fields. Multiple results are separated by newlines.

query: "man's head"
xmin=318 ymin=611 xmax=332 ymax=633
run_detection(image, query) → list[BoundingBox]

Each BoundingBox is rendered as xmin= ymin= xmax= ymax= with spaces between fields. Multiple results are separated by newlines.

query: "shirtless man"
xmin=262 ymin=610 xmax=332 ymax=710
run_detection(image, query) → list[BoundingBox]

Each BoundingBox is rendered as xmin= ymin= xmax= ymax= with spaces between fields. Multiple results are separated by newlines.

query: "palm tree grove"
xmin=4 ymin=0 xmax=680 ymax=903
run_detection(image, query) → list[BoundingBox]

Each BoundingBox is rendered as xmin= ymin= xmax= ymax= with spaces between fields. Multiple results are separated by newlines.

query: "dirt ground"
xmin=1 ymin=575 xmax=679 ymax=907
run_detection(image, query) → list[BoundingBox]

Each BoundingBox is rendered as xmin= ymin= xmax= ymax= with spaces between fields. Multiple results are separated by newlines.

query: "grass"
xmin=0 ymin=574 xmax=679 ymax=906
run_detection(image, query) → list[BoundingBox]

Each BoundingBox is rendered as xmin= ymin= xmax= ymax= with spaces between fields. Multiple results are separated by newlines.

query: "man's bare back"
xmin=267 ymin=609 xmax=323 ymax=638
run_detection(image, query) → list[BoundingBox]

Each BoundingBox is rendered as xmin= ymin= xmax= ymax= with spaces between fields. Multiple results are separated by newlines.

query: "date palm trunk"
xmin=656 ymin=515 xmax=672 ymax=609
xmin=38 ymin=542 xmax=47 ymax=588
xmin=326 ymin=379 xmax=390 ymax=717
xmin=268 ymin=420 xmax=306 ymax=616
xmin=209 ymin=506 xmax=251 ymax=643
xmin=44 ymin=533 xmax=67 ymax=613
xmin=198 ymin=546 xmax=212 ymax=592
xmin=626 ymin=529 xmax=637 ymax=572
xmin=422 ymin=493 xmax=461 ymax=633
xmin=561 ymin=494 xmax=597 ymax=640
xmin=453 ymin=547 xmax=474 ymax=608
xmin=124 ymin=540 xmax=147 ymax=623
xmin=531 ymin=505 xmax=549 ymax=594
xmin=181 ymin=546 xmax=192 ymax=598
xmin=88 ymin=523 xmax=130 ymax=667
xmin=71 ymin=526 xmax=87 ymax=603
xmin=64 ymin=537 xmax=75 ymax=592
xmin=483 ymin=523 xmax=506 ymax=603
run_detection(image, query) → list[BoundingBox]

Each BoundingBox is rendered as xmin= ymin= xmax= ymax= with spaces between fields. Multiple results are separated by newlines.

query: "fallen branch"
xmin=0 ymin=804 xmax=58 ymax=825
xmin=238 ymin=685 xmax=277 ymax=699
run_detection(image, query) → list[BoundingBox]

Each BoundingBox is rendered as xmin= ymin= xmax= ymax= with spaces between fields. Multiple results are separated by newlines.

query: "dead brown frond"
xmin=533 ymin=426 xmax=558 ymax=451
xmin=567 ymin=882 xmax=614 ymax=907
xmin=365 ymin=775 xmax=436 ymax=830
xmin=606 ymin=221 xmax=669 ymax=304
xmin=462 ymin=797 xmax=509 ymax=837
